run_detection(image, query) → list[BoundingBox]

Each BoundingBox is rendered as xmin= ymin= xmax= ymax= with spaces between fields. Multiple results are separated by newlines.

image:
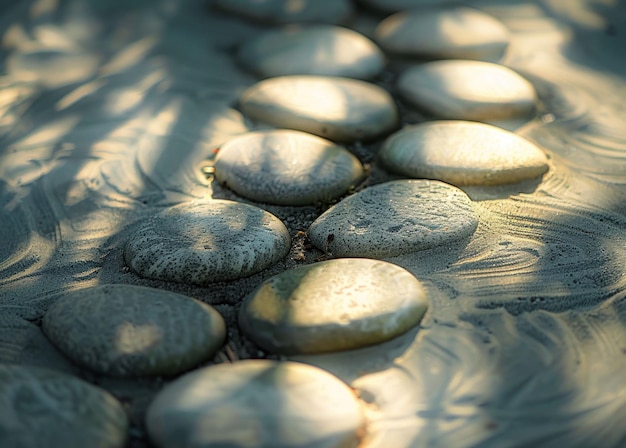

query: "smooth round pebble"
xmin=240 ymin=75 xmax=399 ymax=142
xmin=379 ymin=121 xmax=549 ymax=186
xmin=124 ymin=200 xmax=290 ymax=285
xmin=308 ymin=179 xmax=478 ymax=258
xmin=42 ymin=285 xmax=226 ymax=377
xmin=238 ymin=25 xmax=385 ymax=79
xmin=239 ymin=258 xmax=429 ymax=354
xmin=213 ymin=0 xmax=353 ymax=24
xmin=0 ymin=364 xmax=128 ymax=448
xmin=375 ymin=7 xmax=510 ymax=62
xmin=146 ymin=360 xmax=365 ymax=448
xmin=214 ymin=130 xmax=364 ymax=205
xmin=397 ymin=60 xmax=537 ymax=121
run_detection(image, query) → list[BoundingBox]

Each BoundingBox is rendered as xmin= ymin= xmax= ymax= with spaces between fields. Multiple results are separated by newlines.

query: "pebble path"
xmin=3 ymin=1 xmax=623 ymax=448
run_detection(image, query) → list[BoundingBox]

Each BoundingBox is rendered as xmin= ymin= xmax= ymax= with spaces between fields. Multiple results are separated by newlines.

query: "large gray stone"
xmin=240 ymin=75 xmax=399 ymax=142
xmin=375 ymin=6 xmax=510 ymax=62
xmin=379 ymin=121 xmax=549 ymax=186
xmin=43 ymin=284 xmax=226 ymax=377
xmin=0 ymin=364 xmax=128 ymax=448
xmin=397 ymin=60 xmax=537 ymax=121
xmin=308 ymin=179 xmax=479 ymax=258
xmin=146 ymin=360 xmax=366 ymax=448
xmin=239 ymin=258 xmax=429 ymax=354
xmin=238 ymin=25 xmax=385 ymax=79
xmin=124 ymin=200 xmax=290 ymax=285
xmin=214 ymin=129 xmax=364 ymax=205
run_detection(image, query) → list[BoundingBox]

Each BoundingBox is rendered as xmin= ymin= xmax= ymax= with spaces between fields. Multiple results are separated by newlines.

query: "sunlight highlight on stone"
xmin=115 ymin=322 xmax=162 ymax=355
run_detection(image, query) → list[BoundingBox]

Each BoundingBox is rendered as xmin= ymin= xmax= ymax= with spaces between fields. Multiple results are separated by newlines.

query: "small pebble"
xmin=239 ymin=258 xmax=429 ymax=354
xmin=308 ymin=179 xmax=479 ymax=258
xmin=43 ymin=284 xmax=226 ymax=377
xmin=397 ymin=60 xmax=537 ymax=121
xmin=213 ymin=0 xmax=353 ymax=24
xmin=240 ymin=75 xmax=399 ymax=142
xmin=375 ymin=6 xmax=510 ymax=62
xmin=146 ymin=360 xmax=366 ymax=448
xmin=238 ymin=25 xmax=385 ymax=79
xmin=214 ymin=129 xmax=364 ymax=205
xmin=124 ymin=200 xmax=290 ymax=285
xmin=379 ymin=120 xmax=549 ymax=185
xmin=0 ymin=364 xmax=128 ymax=448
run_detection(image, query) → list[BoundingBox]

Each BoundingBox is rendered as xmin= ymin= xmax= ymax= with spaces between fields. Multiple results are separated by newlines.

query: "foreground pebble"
xmin=0 ymin=364 xmax=128 ymax=448
xmin=397 ymin=60 xmax=537 ymax=121
xmin=375 ymin=6 xmax=509 ymax=62
xmin=379 ymin=121 xmax=549 ymax=186
xmin=238 ymin=25 xmax=385 ymax=79
xmin=213 ymin=0 xmax=353 ymax=24
xmin=146 ymin=360 xmax=365 ymax=448
xmin=239 ymin=258 xmax=429 ymax=354
xmin=308 ymin=179 xmax=478 ymax=258
xmin=214 ymin=129 xmax=364 ymax=205
xmin=43 ymin=285 xmax=226 ymax=377
xmin=124 ymin=200 xmax=290 ymax=285
xmin=240 ymin=75 xmax=399 ymax=142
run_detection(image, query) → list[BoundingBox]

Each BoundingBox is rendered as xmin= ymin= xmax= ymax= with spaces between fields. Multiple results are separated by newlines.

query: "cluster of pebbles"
xmin=8 ymin=1 xmax=554 ymax=447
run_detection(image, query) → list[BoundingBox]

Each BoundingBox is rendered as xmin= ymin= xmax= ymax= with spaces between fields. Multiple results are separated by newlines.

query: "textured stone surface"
xmin=308 ymin=179 xmax=479 ymax=258
xmin=213 ymin=0 xmax=353 ymax=25
xmin=42 ymin=284 xmax=226 ymax=377
xmin=214 ymin=129 xmax=364 ymax=205
xmin=239 ymin=258 xmax=429 ymax=354
xmin=379 ymin=121 xmax=549 ymax=186
xmin=240 ymin=75 xmax=399 ymax=142
xmin=0 ymin=364 xmax=128 ymax=448
xmin=238 ymin=25 xmax=385 ymax=79
xmin=124 ymin=200 xmax=290 ymax=285
xmin=375 ymin=6 xmax=509 ymax=62
xmin=397 ymin=60 xmax=537 ymax=121
xmin=146 ymin=360 xmax=365 ymax=448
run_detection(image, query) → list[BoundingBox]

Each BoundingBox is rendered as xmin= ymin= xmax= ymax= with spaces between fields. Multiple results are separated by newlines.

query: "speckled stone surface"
xmin=212 ymin=0 xmax=354 ymax=25
xmin=124 ymin=200 xmax=291 ymax=285
xmin=379 ymin=121 xmax=549 ymax=186
xmin=42 ymin=284 xmax=226 ymax=377
xmin=0 ymin=364 xmax=128 ymax=448
xmin=308 ymin=179 xmax=479 ymax=258
xmin=375 ymin=6 xmax=509 ymax=62
xmin=238 ymin=25 xmax=385 ymax=79
xmin=239 ymin=258 xmax=429 ymax=354
xmin=239 ymin=75 xmax=399 ymax=142
xmin=214 ymin=129 xmax=364 ymax=205
xmin=146 ymin=360 xmax=366 ymax=448
xmin=397 ymin=60 xmax=537 ymax=121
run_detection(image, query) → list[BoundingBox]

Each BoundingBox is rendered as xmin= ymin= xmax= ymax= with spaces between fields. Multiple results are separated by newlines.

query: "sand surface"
xmin=2 ymin=0 xmax=626 ymax=446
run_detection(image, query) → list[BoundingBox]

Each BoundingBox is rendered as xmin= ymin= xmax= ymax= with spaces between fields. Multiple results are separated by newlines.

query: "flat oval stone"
xmin=379 ymin=121 xmax=549 ymax=186
xmin=238 ymin=25 xmax=385 ymax=79
xmin=308 ymin=179 xmax=478 ymax=258
xmin=124 ymin=200 xmax=290 ymax=285
xmin=240 ymin=75 xmax=399 ymax=142
xmin=375 ymin=7 xmax=510 ymax=62
xmin=397 ymin=60 xmax=537 ymax=121
xmin=146 ymin=360 xmax=365 ymax=448
xmin=213 ymin=0 xmax=353 ymax=24
xmin=239 ymin=258 xmax=429 ymax=354
xmin=0 ymin=364 xmax=128 ymax=448
xmin=214 ymin=129 xmax=364 ymax=205
xmin=42 ymin=285 xmax=226 ymax=377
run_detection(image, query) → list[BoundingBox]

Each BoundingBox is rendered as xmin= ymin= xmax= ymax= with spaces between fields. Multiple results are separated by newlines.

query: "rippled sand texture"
xmin=2 ymin=0 xmax=626 ymax=447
